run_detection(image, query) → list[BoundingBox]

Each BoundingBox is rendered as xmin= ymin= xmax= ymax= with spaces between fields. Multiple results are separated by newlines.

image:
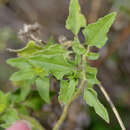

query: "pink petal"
xmin=6 ymin=120 xmax=31 ymax=130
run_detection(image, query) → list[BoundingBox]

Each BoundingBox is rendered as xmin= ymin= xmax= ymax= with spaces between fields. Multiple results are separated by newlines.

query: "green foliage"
xmin=10 ymin=81 xmax=31 ymax=103
xmin=36 ymin=77 xmax=50 ymax=103
xmin=87 ymin=52 xmax=100 ymax=60
xmin=58 ymin=79 xmax=78 ymax=104
xmin=17 ymin=40 xmax=42 ymax=57
xmin=84 ymin=86 xmax=109 ymax=123
xmin=2 ymin=0 xmax=117 ymax=128
xmin=72 ymin=38 xmax=86 ymax=55
xmin=10 ymin=69 xmax=36 ymax=81
xmin=66 ymin=0 xmax=86 ymax=35
xmin=83 ymin=12 xmax=116 ymax=48
xmin=23 ymin=91 xmax=44 ymax=111
xmin=85 ymin=63 xmax=99 ymax=85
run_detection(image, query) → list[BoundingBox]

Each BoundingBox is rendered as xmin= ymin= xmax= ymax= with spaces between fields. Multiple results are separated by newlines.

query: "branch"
xmin=98 ymin=84 xmax=126 ymax=130
xmin=53 ymin=54 xmax=87 ymax=130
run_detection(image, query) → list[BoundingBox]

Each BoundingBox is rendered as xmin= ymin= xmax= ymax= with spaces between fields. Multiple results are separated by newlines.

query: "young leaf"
xmin=66 ymin=0 xmax=86 ymax=35
xmin=83 ymin=12 xmax=116 ymax=48
xmin=84 ymin=87 xmax=109 ymax=123
xmin=58 ymin=79 xmax=78 ymax=104
xmin=36 ymin=77 xmax=50 ymax=103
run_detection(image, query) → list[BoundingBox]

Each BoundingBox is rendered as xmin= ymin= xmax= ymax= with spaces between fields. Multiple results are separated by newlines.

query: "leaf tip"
xmin=109 ymin=11 xmax=117 ymax=20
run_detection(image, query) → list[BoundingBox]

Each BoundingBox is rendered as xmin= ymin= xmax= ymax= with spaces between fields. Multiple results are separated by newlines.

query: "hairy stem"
xmin=98 ymin=84 xmax=126 ymax=130
xmin=53 ymin=54 xmax=87 ymax=130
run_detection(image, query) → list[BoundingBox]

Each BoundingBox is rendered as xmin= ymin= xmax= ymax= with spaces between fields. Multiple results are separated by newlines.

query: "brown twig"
xmin=98 ymin=84 xmax=126 ymax=130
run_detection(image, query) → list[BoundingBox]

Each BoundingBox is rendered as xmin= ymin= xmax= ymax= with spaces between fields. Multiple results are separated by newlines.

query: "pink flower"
xmin=6 ymin=120 xmax=31 ymax=130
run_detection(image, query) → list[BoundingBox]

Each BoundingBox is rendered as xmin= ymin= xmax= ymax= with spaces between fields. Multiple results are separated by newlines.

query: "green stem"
xmin=53 ymin=54 xmax=87 ymax=130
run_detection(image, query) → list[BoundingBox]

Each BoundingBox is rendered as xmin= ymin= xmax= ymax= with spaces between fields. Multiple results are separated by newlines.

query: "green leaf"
xmin=17 ymin=106 xmax=29 ymax=115
xmin=36 ymin=77 xmax=50 ymax=103
xmin=15 ymin=40 xmax=42 ymax=57
xmin=0 ymin=109 xmax=19 ymax=128
xmin=84 ymin=87 xmax=109 ymax=123
xmin=58 ymin=79 xmax=78 ymax=104
xmin=83 ymin=12 xmax=116 ymax=48
xmin=34 ymin=44 xmax=67 ymax=58
xmin=72 ymin=38 xmax=86 ymax=55
xmin=10 ymin=81 xmax=31 ymax=103
xmin=7 ymin=57 xmax=30 ymax=69
xmin=10 ymin=69 xmax=36 ymax=81
xmin=86 ymin=64 xmax=99 ymax=85
xmin=87 ymin=52 xmax=100 ymax=60
xmin=29 ymin=53 xmax=75 ymax=80
xmin=66 ymin=0 xmax=86 ymax=35
xmin=0 ymin=91 xmax=9 ymax=114
xmin=24 ymin=91 xmax=44 ymax=111
xmin=8 ymin=44 xmax=75 ymax=82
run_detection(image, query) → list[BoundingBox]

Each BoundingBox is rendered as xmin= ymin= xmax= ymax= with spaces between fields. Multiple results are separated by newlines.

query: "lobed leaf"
xmin=83 ymin=12 xmax=116 ymax=48
xmin=66 ymin=0 xmax=86 ymax=35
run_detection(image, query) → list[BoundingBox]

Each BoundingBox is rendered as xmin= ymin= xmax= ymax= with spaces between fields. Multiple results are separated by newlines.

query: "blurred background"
xmin=0 ymin=0 xmax=130 ymax=130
